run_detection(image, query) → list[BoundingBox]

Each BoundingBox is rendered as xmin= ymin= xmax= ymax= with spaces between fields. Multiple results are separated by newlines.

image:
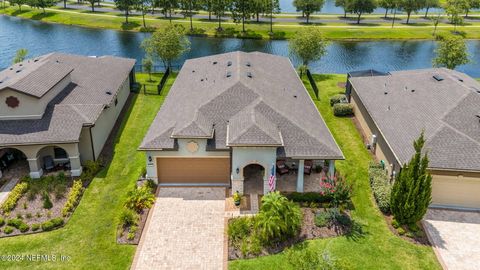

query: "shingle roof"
xmin=140 ymin=51 xmax=343 ymax=160
xmin=349 ymin=68 xmax=480 ymax=171
xmin=0 ymin=53 xmax=135 ymax=146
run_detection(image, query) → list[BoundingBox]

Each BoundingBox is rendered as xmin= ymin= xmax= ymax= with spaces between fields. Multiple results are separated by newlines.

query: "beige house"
xmin=347 ymin=68 xmax=480 ymax=209
xmin=0 ymin=53 xmax=135 ymax=178
xmin=140 ymin=52 xmax=344 ymax=194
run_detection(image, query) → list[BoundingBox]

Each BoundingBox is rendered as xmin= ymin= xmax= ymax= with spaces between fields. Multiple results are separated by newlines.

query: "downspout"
xmin=89 ymin=127 xmax=96 ymax=161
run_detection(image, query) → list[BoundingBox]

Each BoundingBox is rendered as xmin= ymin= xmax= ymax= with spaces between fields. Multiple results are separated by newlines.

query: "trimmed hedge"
xmin=41 ymin=218 xmax=64 ymax=231
xmin=285 ymin=192 xmax=332 ymax=204
xmin=330 ymin=94 xmax=347 ymax=107
xmin=1 ymin=182 xmax=28 ymax=213
xmin=333 ymin=103 xmax=354 ymax=117
xmin=369 ymin=164 xmax=392 ymax=213
xmin=62 ymin=180 xmax=83 ymax=217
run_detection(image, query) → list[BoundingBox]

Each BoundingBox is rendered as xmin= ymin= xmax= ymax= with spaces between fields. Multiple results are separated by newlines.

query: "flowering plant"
xmin=319 ymin=175 xmax=352 ymax=206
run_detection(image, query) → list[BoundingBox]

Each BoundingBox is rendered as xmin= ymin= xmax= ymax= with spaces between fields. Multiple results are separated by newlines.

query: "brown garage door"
xmin=156 ymin=157 xmax=230 ymax=185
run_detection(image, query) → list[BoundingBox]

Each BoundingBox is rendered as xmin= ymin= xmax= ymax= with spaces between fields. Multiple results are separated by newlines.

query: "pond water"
xmin=1 ymin=15 xmax=480 ymax=77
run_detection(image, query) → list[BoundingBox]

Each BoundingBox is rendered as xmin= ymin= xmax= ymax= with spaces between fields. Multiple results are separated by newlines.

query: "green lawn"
xmin=229 ymin=74 xmax=441 ymax=269
xmin=2 ymin=4 xmax=480 ymax=40
xmin=0 ymin=73 xmax=175 ymax=270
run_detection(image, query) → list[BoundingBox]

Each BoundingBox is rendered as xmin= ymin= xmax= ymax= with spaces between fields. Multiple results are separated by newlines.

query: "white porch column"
xmin=27 ymin=158 xmax=43 ymax=179
xmin=329 ymin=160 xmax=335 ymax=179
xmin=69 ymin=155 xmax=83 ymax=177
xmin=296 ymin=160 xmax=305 ymax=192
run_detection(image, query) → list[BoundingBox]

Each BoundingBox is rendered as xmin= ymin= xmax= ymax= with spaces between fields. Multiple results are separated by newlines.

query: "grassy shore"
xmin=1 ymin=4 xmax=480 ymax=40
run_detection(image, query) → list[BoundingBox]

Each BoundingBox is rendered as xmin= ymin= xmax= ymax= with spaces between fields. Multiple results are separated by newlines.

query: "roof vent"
xmin=9 ymin=68 xmax=13 ymax=70
xmin=192 ymin=70 xmax=195 ymax=73
xmin=201 ymin=78 xmax=204 ymax=82
xmin=16 ymin=70 xmax=21 ymax=73
xmin=246 ymin=62 xmax=251 ymax=67
xmin=213 ymin=61 xmax=217 ymax=65
xmin=226 ymin=71 xmax=232 ymax=78
xmin=227 ymin=61 xmax=232 ymax=66
xmin=433 ymin=75 xmax=444 ymax=81
xmin=411 ymin=89 xmax=415 ymax=93
xmin=384 ymin=91 xmax=388 ymax=95
xmin=34 ymin=59 xmax=39 ymax=62
xmin=246 ymin=72 xmax=253 ymax=78
xmin=293 ymin=95 xmax=297 ymax=98
xmin=106 ymin=91 xmax=112 ymax=95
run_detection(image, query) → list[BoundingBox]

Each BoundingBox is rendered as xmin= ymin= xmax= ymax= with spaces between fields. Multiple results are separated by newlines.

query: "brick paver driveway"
xmin=423 ymin=209 xmax=480 ymax=270
xmin=132 ymin=187 xmax=226 ymax=270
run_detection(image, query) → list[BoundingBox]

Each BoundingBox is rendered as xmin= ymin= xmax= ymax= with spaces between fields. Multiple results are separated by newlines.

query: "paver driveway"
xmin=132 ymin=187 xmax=226 ymax=270
xmin=423 ymin=209 xmax=480 ymax=270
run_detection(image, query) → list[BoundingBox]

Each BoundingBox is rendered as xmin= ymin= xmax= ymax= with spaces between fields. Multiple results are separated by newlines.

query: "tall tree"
xmin=213 ymin=0 xmax=231 ymax=30
xmin=335 ymin=0 xmax=351 ymax=18
xmin=10 ymin=0 xmax=28 ymax=10
xmin=230 ymin=0 xmax=253 ymax=32
xmin=378 ymin=0 xmax=397 ymax=18
xmin=158 ymin=0 xmax=178 ymax=20
xmin=289 ymin=27 xmax=328 ymax=76
xmin=424 ymin=0 xmax=439 ymax=18
xmin=142 ymin=57 xmax=154 ymax=81
xmin=115 ymin=0 xmax=136 ymax=23
xmin=141 ymin=24 xmax=191 ymax=69
xmin=265 ymin=0 xmax=280 ymax=33
xmin=347 ymin=0 xmax=377 ymax=24
xmin=137 ymin=0 xmax=154 ymax=28
xmin=201 ymin=0 xmax=214 ymax=20
xmin=12 ymin=48 xmax=28 ymax=64
xmin=399 ymin=0 xmax=425 ymax=24
xmin=465 ymin=0 xmax=480 ymax=17
xmin=28 ymin=0 xmax=56 ymax=13
xmin=390 ymin=132 xmax=432 ymax=225
xmin=293 ymin=0 xmax=325 ymax=24
xmin=445 ymin=0 xmax=467 ymax=31
xmin=86 ymin=0 xmax=97 ymax=12
xmin=433 ymin=35 xmax=469 ymax=69
xmin=180 ymin=0 xmax=200 ymax=30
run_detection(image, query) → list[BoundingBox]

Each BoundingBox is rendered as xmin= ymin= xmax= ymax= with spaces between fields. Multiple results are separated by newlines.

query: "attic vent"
xmin=105 ymin=91 xmax=112 ymax=95
xmin=34 ymin=59 xmax=39 ymax=62
xmin=15 ymin=70 xmax=21 ymax=73
xmin=433 ymin=75 xmax=444 ymax=81
xmin=192 ymin=70 xmax=195 ymax=73
xmin=226 ymin=71 xmax=232 ymax=78
xmin=19 ymin=64 xmax=22 ymax=67
xmin=246 ymin=72 xmax=253 ymax=78
xmin=213 ymin=61 xmax=217 ymax=65
xmin=411 ymin=89 xmax=415 ymax=93
xmin=293 ymin=95 xmax=297 ymax=98
xmin=227 ymin=61 xmax=232 ymax=66
xmin=9 ymin=68 xmax=13 ymax=70
xmin=246 ymin=62 xmax=251 ymax=67
xmin=384 ymin=91 xmax=388 ymax=95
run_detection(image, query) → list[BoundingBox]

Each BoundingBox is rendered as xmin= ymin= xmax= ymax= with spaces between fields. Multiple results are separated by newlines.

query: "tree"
xmin=335 ymin=0 xmax=351 ymax=18
xmin=158 ymin=0 xmax=178 ymax=20
xmin=141 ymin=24 xmax=191 ymax=69
xmin=212 ymin=0 xmax=232 ymax=30
xmin=347 ymin=0 xmax=377 ymax=24
xmin=230 ymin=0 xmax=253 ymax=32
xmin=201 ymin=0 xmax=214 ymax=20
xmin=142 ymin=58 xmax=154 ymax=81
xmin=293 ymin=0 xmax=325 ymax=24
xmin=390 ymin=132 xmax=432 ymax=225
xmin=86 ymin=0 xmax=97 ymax=12
xmin=115 ymin=0 xmax=137 ymax=23
xmin=424 ymin=0 xmax=439 ymax=18
xmin=12 ymin=48 xmax=28 ymax=64
xmin=445 ymin=0 xmax=467 ymax=31
xmin=289 ymin=27 xmax=328 ymax=76
xmin=264 ymin=0 xmax=281 ymax=33
xmin=378 ymin=0 xmax=397 ymax=18
xmin=10 ymin=0 xmax=28 ymax=10
xmin=465 ymin=0 xmax=480 ymax=17
xmin=398 ymin=0 xmax=425 ymax=24
xmin=433 ymin=35 xmax=469 ymax=69
xmin=180 ymin=0 xmax=200 ymax=30
xmin=137 ymin=0 xmax=154 ymax=28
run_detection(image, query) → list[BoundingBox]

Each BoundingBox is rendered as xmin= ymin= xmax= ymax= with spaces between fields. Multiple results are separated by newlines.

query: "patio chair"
xmin=276 ymin=160 xmax=289 ymax=175
xmin=304 ymin=160 xmax=313 ymax=175
xmin=43 ymin=155 xmax=54 ymax=172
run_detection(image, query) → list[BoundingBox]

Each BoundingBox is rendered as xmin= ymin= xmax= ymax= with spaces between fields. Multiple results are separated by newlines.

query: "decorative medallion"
xmin=5 ymin=96 xmax=19 ymax=108
xmin=186 ymin=141 xmax=199 ymax=153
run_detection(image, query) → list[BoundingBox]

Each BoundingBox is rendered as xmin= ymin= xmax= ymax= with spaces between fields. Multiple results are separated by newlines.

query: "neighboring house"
xmin=347 ymin=68 xmax=480 ymax=209
xmin=0 ymin=53 xmax=136 ymax=178
xmin=140 ymin=51 xmax=344 ymax=195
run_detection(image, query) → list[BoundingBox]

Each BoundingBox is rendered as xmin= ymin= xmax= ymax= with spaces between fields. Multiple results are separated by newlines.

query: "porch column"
xmin=296 ymin=159 xmax=304 ymax=192
xmin=69 ymin=155 xmax=82 ymax=177
xmin=329 ymin=160 xmax=335 ymax=179
xmin=27 ymin=157 xmax=43 ymax=179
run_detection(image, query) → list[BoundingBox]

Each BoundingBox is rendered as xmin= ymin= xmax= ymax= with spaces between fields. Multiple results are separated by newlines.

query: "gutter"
xmin=89 ymin=126 xmax=96 ymax=161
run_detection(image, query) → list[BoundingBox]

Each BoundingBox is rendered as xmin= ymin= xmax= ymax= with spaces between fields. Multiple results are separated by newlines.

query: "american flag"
xmin=268 ymin=164 xmax=276 ymax=192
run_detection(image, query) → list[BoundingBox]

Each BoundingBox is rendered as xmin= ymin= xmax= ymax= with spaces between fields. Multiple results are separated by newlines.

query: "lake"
xmin=1 ymin=15 xmax=479 ymax=77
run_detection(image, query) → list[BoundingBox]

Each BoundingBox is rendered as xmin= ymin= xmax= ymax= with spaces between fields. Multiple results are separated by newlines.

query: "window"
xmin=54 ymin=147 xmax=68 ymax=159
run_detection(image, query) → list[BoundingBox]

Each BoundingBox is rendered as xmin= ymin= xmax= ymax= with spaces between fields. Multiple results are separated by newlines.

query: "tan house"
xmin=347 ymin=68 xmax=480 ymax=209
xmin=140 ymin=52 xmax=344 ymax=194
xmin=0 ymin=53 xmax=135 ymax=178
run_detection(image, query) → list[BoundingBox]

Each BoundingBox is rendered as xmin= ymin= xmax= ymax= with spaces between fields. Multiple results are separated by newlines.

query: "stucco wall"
xmin=78 ymin=127 xmax=94 ymax=163
xmin=90 ymin=76 xmax=130 ymax=160
xmin=145 ymin=138 xmax=230 ymax=180
xmin=0 ymin=74 xmax=71 ymax=120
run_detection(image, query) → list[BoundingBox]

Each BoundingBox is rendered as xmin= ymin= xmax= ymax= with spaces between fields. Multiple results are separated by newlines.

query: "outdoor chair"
xmin=276 ymin=160 xmax=289 ymax=175
xmin=43 ymin=155 xmax=55 ymax=172
xmin=304 ymin=160 xmax=313 ymax=175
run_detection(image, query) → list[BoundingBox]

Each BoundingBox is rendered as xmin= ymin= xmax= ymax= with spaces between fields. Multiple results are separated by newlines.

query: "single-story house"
xmin=0 ymin=53 xmax=136 ymax=178
xmin=140 ymin=51 xmax=344 ymax=194
xmin=347 ymin=68 xmax=480 ymax=209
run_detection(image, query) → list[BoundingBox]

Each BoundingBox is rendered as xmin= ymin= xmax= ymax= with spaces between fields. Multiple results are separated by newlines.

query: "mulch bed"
xmin=228 ymin=207 xmax=352 ymax=260
xmin=225 ymin=194 xmax=251 ymax=212
xmin=384 ymin=214 xmax=431 ymax=246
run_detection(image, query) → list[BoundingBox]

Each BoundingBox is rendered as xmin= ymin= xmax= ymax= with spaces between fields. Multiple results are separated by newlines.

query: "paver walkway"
xmin=423 ymin=209 xmax=480 ymax=270
xmin=0 ymin=178 xmax=19 ymax=205
xmin=132 ymin=187 xmax=226 ymax=270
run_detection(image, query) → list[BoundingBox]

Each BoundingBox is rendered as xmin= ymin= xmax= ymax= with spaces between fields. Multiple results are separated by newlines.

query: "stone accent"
xmin=231 ymin=179 xmax=244 ymax=195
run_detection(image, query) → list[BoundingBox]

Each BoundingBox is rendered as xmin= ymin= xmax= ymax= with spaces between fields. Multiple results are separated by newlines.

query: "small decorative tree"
xmin=289 ymin=27 xmax=328 ymax=77
xmin=390 ymin=132 xmax=432 ymax=225
xmin=43 ymin=191 xmax=53 ymax=209
xmin=142 ymin=58 xmax=154 ymax=82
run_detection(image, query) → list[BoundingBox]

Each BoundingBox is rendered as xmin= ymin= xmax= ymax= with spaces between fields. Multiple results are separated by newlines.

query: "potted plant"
xmin=233 ymin=191 xmax=241 ymax=207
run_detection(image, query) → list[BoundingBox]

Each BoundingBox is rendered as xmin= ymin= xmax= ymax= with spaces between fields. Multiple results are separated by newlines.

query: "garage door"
xmin=156 ymin=157 xmax=230 ymax=185
xmin=432 ymin=174 xmax=480 ymax=209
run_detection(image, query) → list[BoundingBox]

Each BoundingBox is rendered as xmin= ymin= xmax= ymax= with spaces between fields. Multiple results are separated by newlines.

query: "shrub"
xmin=319 ymin=175 xmax=352 ymax=206
xmin=62 ymin=180 xmax=83 ymax=217
xmin=333 ymin=103 xmax=354 ymax=117
xmin=127 ymin=232 xmax=135 ymax=240
xmin=255 ymin=191 xmax=302 ymax=243
xmin=81 ymin=160 xmax=101 ymax=181
xmin=129 ymin=225 xmax=138 ymax=234
xmin=285 ymin=192 xmax=332 ymax=204
xmin=1 ymin=182 xmax=28 ymax=213
xmin=124 ymin=185 xmax=155 ymax=212
xmin=119 ymin=208 xmax=139 ymax=227
xmin=314 ymin=211 xmax=330 ymax=227
xmin=18 ymin=223 xmax=29 ymax=233
xmin=42 ymin=191 xmax=53 ymax=209
xmin=397 ymin=227 xmax=406 ymax=235
xmin=31 ymin=224 xmax=40 ymax=231
xmin=391 ymin=219 xmax=400 ymax=229
xmin=369 ymin=164 xmax=392 ymax=213
xmin=144 ymin=179 xmax=157 ymax=192
xmin=26 ymin=213 xmax=32 ymax=219
xmin=228 ymin=217 xmax=253 ymax=244
xmin=0 ymin=217 xmax=4 ymax=227
xmin=3 ymin=226 xmax=13 ymax=234
xmin=330 ymin=94 xmax=347 ymax=107
xmin=23 ymin=202 xmax=27 ymax=209
xmin=7 ymin=218 xmax=23 ymax=229
xmin=286 ymin=245 xmax=340 ymax=270
xmin=16 ymin=213 xmax=22 ymax=219
xmin=41 ymin=218 xmax=64 ymax=231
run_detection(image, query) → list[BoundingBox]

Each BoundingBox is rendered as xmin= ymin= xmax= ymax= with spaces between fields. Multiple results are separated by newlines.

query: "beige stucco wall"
xmin=430 ymin=170 xmax=480 ymax=209
xmin=78 ymin=127 xmax=94 ymax=163
xmin=0 ymin=74 xmax=71 ymax=120
xmin=90 ymin=76 xmax=130 ymax=160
